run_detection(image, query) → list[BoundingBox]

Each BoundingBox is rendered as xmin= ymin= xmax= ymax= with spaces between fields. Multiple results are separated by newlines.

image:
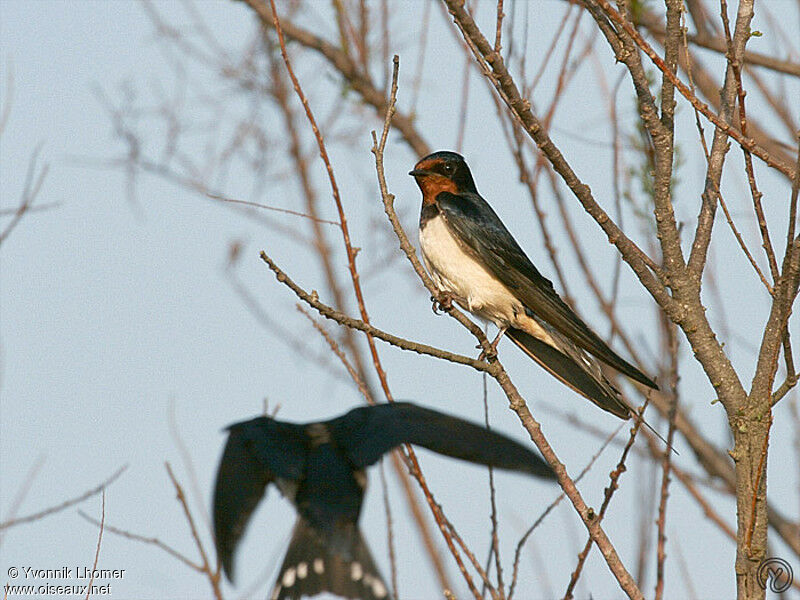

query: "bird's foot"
xmin=477 ymin=327 xmax=507 ymax=361
xmin=431 ymin=292 xmax=454 ymax=314
xmin=477 ymin=344 xmax=497 ymax=362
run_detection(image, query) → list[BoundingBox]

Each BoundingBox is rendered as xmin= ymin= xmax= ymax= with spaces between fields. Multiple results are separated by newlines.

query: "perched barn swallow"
xmin=410 ymin=151 xmax=658 ymax=419
xmin=213 ymin=401 xmax=555 ymax=600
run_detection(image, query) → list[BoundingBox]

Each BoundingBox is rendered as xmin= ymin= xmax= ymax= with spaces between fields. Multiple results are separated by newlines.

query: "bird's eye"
xmin=443 ymin=163 xmax=454 ymax=174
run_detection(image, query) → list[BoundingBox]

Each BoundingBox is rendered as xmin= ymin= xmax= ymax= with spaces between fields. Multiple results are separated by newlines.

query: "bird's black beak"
xmin=409 ymin=168 xmax=433 ymax=177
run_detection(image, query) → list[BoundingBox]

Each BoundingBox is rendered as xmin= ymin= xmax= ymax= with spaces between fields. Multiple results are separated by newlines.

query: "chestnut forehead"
xmin=415 ymin=156 xmax=447 ymax=172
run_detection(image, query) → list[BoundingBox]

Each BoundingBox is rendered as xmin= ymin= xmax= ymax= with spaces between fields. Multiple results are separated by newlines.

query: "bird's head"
xmin=409 ymin=151 xmax=477 ymax=203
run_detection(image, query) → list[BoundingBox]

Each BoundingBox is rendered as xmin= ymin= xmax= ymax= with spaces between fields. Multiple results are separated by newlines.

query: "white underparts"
xmin=420 ymin=215 xmax=555 ymax=347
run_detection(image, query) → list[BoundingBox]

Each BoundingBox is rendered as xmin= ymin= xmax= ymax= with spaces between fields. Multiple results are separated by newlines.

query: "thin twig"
xmin=441 ymin=508 xmax=500 ymax=600
xmin=563 ymin=401 xmax=649 ymax=599
xmin=168 ymin=399 xmax=211 ymax=530
xmin=0 ymin=454 xmax=45 ymax=547
xmin=262 ymin=251 xmax=494 ymax=373
xmin=0 ymin=65 xmax=13 ymax=137
xmin=266 ymin=24 xmax=456 ymax=590
xmin=379 ymin=461 xmax=399 ymax=600
xmin=0 ymin=202 xmax=59 ymax=216
xmin=0 ymin=144 xmax=49 ymax=246
xmin=78 ymin=510 xmax=202 ymax=572
xmin=84 ymin=491 xmax=105 ymax=600
xmin=482 ymin=364 xmax=505 ymax=599
xmin=374 ymin=48 xmax=644 ymax=600
xmin=593 ymin=0 xmax=795 ymax=180
xmin=296 ymin=305 xmax=371 ymax=401
xmin=508 ymin=422 xmax=624 ymax=600
xmin=410 ymin=2 xmax=432 ymax=119
xmin=165 ymin=463 xmax=222 ymax=600
xmin=208 ymin=193 xmax=341 ymax=226
xmin=719 ymin=0 xmax=779 ymax=286
xmin=0 ymin=465 xmax=127 ymax=530
xmin=654 ymin=320 xmax=680 ymax=599
xmin=493 ymin=0 xmax=504 ymax=55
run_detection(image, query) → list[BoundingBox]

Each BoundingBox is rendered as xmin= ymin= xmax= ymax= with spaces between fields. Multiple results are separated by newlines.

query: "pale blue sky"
xmin=2 ymin=1 xmax=798 ymax=599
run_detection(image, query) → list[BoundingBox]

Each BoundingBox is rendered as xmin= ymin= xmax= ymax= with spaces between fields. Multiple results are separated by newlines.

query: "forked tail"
xmin=270 ymin=518 xmax=392 ymax=600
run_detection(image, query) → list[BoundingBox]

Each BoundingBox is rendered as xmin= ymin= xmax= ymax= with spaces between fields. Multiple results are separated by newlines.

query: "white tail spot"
xmin=313 ymin=558 xmax=325 ymax=574
xmin=350 ymin=561 xmax=363 ymax=581
xmin=297 ymin=562 xmax=308 ymax=579
xmin=282 ymin=567 xmax=296 ymax=587
xmin=372 ymin=579 xmax=388 ymax=598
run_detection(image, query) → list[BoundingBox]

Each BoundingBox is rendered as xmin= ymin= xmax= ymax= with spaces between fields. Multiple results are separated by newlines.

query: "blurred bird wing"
xmin=330 ymin=402 xmax=555 ymax=480
xmin=436 ymin=192 xmax=657 ymax=389
xmin=213 ymin=418 xmax=307 ymax=581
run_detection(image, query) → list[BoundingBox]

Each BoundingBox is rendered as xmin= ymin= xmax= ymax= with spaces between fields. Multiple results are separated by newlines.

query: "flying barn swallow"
xmin=213 ymin=402 xmax=555 ymax=600
xmin=410 ymin=151 xmax=658 ymax=419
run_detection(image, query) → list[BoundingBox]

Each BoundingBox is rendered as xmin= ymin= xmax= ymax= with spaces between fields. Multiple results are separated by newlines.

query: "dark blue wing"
xmin=213 ymin=417 xmax=307 ymax=581
xmin=328 ymin=402 xmax=555 ymax=480
xmin=436 ymin=191 xmax=657 ymax=389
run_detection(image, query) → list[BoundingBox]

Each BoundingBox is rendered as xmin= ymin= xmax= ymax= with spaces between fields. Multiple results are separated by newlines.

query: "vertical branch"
xmin=379 ymin=460 xmax=399 ymax=600
xmin=654 ymin=318 xmax=680 ymax=600
xmin=267 ymin=42 xmax=375 ymax=393
xmin=562 ymin=403 xmax=648 ymax=599
xmin=482 ymin=365 xmax=505 ymax=599
xmin=493 ymin=0 xmax=504 ymax=55
xmin=719 ymin=0 xmax=779 ymax=284
xmin=686 ymin=0 xmax=757 ymax=277
xmin=84 ymin=491 xmax=105 ymax=600
xmin=165 ymin=463 xmax=222 ymax=600
xmin=373 ymin=52 xmax=645 ymax=600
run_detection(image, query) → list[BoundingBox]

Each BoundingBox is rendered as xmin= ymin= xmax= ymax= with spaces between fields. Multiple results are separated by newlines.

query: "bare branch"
xmin=78 ymin=510 xmax=202 ymax=572
xmin=165 ymin=463 xmax=222 ymax=600
xmin=0 ymin=465 xmax=127 ymax=531
xmin=0 ymin=144 xmax=50 ymax=246
xmin=84 ymin=491 xmax=105 ymax=600
xmin=563 ymin=401 xmax=648 ymax=598
xmin=592 ymin=0 xmax=795 ymax=180
xmin=208 ymin=192 xmax=341 ymax=226
xmin=372 ymin=49 xmax=644 ymax=599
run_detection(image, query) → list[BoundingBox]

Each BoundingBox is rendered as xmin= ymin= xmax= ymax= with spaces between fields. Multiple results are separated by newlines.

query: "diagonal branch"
xmin=563 ymin=402 xmax=648 ymax=599
xmin=591 ymin=0 xmax=795 ymax=180
xmin=266 ymin=6 xmax=457 ymax=592
xmin=260 ymin=251 xmax=494 ymax=373
xmin=0 ymin=465 xmax=127 ymax=531
xmin=238 ymin=0 xmax=430 ymax=157
xmin=372 ymin=53 xmax=644 ymax=600
xmin=441 ymin=0 xmax=674 ymax=319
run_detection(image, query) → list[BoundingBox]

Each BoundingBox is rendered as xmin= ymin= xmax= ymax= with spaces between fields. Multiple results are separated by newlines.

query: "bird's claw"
xmin=477 ymin=328 xmax=506 ymax=361
xmin=477 ymin=342 xmax=498 ymax=362
xmin=431 ymin=292 xmax=454 ymax=314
